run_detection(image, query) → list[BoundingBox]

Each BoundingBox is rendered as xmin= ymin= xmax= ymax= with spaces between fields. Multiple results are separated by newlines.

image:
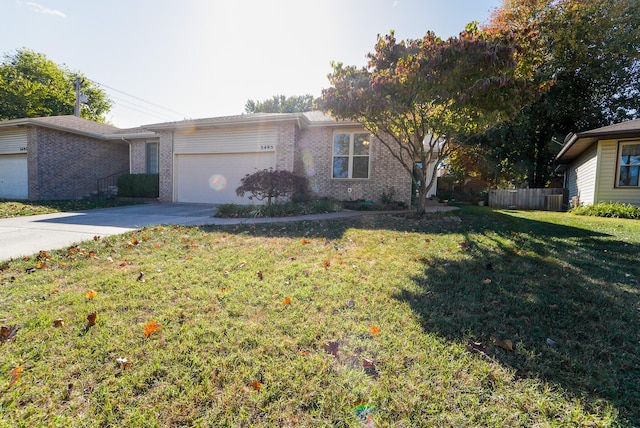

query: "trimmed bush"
xmin=117 ymin=174 xmax=159 ymax=198
xmin=236 ymin=169 xmax=311 ymax=208
xmin=570 ymin=202 xmax=640 ymax=219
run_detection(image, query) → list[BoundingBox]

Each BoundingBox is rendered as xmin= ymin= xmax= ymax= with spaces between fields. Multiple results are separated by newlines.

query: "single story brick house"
xmin=0 ymin=111 xmax=434 ymax=205
xmin=0 ymin=115 xmax=154 ymax=200
xmin=555 ymin=118 xmax=640 ymax=206
xmin=138 ymin=111 xmax=430 ymax=205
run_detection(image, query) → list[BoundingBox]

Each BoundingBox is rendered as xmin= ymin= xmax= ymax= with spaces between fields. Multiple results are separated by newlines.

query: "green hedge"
xmin=570 ymin=202 xmax=640 ymax=219
xmin=117 ymin=174 xmax=159 ymax=198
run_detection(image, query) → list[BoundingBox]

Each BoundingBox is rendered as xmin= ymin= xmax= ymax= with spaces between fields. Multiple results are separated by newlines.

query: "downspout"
xmin=121 ymin=137 xmax=133 ymax=174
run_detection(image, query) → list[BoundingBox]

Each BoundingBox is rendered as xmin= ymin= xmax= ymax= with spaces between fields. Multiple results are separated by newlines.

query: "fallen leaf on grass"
xmin=323 ymin=341 xmax=340 ymax=357
xmin=301 ymin=238 xmax=311 ymax=245
xmin=491 ymin=336 xmax=514 ymax=351
xmin=490 ymin=300 xmax=500 ymax=306
xmin=459 ymin=241 xmax=470 ymax=250
xmin=35 ymin=261 xmax=47 ymax=269
xmin=9 ymin=365 xmax=22 ymax=386
xmin=116 ymin=357 xmax=130 ymax=369
xmin=369 ymin=325 xmax=381 ymax=337
xmin=53 ymin=319 xmax=64 ymax=328
xmin=296 ymin=346 xmax=309 ymax=356
xmin=466 ymin=339 xmax=489 ymax=356
xmin=85 ymin=290 xmax=97 ymax=299
xmin=37 ymin=250 xmax=51 ymax=260
xmin=323 ymin=259 xmax=331 ymax=269
xmin=282 ymin=297 xmax=292 ymax=305
xmin=363 ymin=358 xmax=378 ymax=377
xmin=87 ymin=312 xmax=97 ymax=326
xmin=143 ymin=320 xmax=161 ymax=338
xmin=481 ymin=278 xmax=492 ymax=285
xmin=257 ymin=270 xmax=263 ymax=280
xmin=1 ymin=325 xmax=18 ymax=344
xmin=251 ymin=380 xmax=262 ymax=391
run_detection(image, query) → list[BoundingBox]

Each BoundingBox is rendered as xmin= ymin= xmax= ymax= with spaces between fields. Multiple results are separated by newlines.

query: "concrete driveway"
xmin=0 ymin=203 xmax=217 ymax=261
xmin=0 ymin=201 xmax=459 ymax=261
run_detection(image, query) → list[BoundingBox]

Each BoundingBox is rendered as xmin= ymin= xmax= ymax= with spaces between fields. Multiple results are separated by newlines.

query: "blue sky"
xmin=3 ymin=0 xmax=502 ymax=128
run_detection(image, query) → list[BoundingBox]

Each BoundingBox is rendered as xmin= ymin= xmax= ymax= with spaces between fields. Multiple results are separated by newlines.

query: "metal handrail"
xmin=96 ymin=169 xmax=129 ymax=199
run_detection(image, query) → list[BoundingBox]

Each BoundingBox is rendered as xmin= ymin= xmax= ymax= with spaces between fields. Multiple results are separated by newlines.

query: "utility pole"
xmin=74 ymin=76 xmax=81 ymax=117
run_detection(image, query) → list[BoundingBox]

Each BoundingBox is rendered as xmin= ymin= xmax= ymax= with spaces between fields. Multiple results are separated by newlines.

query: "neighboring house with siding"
xmin=555 ymin=118 xmax=640 ymax=206
xmin=0 ymin=115 xmax=154 ymax=200
xmin=0 ymin=112 xmax=428 ymax=205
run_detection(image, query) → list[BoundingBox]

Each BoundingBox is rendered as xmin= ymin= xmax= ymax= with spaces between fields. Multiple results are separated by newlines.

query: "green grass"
xmin=0 ymin=200 xmax=142 ymax=219
xmin=1 ymin=207 xmax=639 ymax=426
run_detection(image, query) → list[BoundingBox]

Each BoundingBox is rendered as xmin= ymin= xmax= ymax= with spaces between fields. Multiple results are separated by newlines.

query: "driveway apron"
xmin=0 ymin=203 xmax=216 ymax=260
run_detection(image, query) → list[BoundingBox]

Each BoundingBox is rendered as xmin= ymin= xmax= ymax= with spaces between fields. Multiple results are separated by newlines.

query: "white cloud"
xmin=26 ymin=1 xmax=66 ymax=17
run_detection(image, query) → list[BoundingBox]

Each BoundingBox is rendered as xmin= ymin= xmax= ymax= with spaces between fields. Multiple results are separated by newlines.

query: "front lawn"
xmin=1 ymin=208 xmax=638 ymax=426
xmin=0 ymin=200 xmax=142 ymax=219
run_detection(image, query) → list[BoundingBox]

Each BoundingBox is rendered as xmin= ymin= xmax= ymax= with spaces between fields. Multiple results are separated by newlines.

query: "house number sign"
xmin=259 ymin=145 xmax=274 ymax=151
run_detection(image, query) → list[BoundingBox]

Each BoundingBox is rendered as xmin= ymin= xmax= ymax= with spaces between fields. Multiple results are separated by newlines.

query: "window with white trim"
xmin=618 ymin=142 xmax=640 ymax=187
xmin=146 ymin=142 xmax=159 ymax=174
xmin=332 ymin=132 xmax=370 ymax=179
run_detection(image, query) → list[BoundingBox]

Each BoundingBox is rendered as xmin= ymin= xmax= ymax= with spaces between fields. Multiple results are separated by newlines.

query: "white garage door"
xmin=0 ymin=154 xmax=28 ymax=199
xmin=175 ymin=152 xmax=276 ymax=204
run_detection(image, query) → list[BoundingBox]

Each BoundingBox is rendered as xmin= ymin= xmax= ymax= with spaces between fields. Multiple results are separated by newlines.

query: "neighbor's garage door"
xmin=0 ymin=154 xmax=28 ymax=199
xmin=175 ymin=152 xmax=275 ymax=204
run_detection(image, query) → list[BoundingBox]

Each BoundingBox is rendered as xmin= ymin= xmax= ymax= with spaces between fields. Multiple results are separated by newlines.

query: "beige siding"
xmin=567 ymin=143 xmax=597 ymax=205
xmin=173 ymin=126 xmax=277 ymax=154
xmin=0 ymin=129 xmax=28 ymax=154
xmin=595 ymin=138 xmax=640 ymax=204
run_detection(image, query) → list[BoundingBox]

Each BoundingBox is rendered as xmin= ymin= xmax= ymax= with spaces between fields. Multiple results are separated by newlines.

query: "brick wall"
xmin=294 ymin=126 xmax=412 ymax=204
xmin=129 ymin=140 xmax=146 ymax=174
xmin=275 ymin=123 xmax=296 ymax=171
xmin=158 ymin=131 xmax=173 ymax=202
xmin=28 ymin=127 xmax=129 ymax=200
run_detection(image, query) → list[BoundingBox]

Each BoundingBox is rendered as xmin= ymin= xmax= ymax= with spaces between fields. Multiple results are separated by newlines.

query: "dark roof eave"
xmin=555 ymin=130 xmax=640 ymax=164
xmin=0 ymin=117 xmax=155 ymax=140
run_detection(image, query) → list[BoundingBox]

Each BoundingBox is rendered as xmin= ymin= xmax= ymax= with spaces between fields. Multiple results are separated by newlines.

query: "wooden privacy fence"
xmin=489 ymin=188 xmax=568 ymax=211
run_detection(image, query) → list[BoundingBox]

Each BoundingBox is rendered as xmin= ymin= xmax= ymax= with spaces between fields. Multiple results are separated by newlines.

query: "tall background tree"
xmin=452 ymin=0 xmax=640 ymax=188
xmin=319 ymin=25 xmax=539 ymax=213
xmin=0 ymin=48 xmax=111 ymax=122
xmin=244 ymin=94 xmax=314 ymax=113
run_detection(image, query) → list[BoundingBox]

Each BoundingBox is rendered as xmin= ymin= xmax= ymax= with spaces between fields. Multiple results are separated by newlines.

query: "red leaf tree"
xmin=318 ymin=24 xmax=541 ymax=213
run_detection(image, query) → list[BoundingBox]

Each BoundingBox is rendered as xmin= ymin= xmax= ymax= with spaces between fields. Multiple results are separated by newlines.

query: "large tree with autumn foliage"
xmin=319 ymin=24 xmax=539 ymax=213
xmin=454 ymin=0 xmax=640 ymax=188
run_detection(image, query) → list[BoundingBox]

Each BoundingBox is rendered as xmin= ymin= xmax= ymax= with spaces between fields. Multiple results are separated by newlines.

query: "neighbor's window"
xmin=332 ymin=132 xmax=370 ymax=179
xmin=146 ymin=142 xmax=159 ymax=174
xmin=618 ymin=142 xmax=640 ymax=187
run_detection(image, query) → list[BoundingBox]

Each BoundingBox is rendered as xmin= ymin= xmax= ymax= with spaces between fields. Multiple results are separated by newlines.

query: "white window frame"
xmin=332 ymin=131 xmax=371 ymax=179
xmin=616 ymin=141 xmax=640 ymax=187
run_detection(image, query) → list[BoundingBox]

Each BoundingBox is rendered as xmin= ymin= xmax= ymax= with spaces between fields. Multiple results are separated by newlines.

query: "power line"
xmin=87 ymin=78 xmax=190 ymax=119
xmin=107 ymin=96 xmax=177 ymax=122
xmin=108 ymin=93 xmax=179 ymax=121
